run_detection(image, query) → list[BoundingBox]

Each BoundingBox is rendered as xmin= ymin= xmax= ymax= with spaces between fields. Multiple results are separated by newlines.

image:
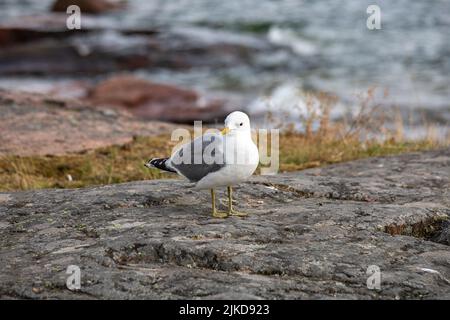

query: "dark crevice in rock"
xmin=429 ymin=220 xmax=450 ymax=246
xmin=105 ymin=243 xmax=239 ymax=272
xmin=143 ymin=195 xmax=176 ymax=207
xmin=384 ymin=216 xmax=450 ymax=246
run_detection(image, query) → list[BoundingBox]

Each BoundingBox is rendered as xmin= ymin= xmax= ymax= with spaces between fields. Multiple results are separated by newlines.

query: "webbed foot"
xmin=229 ymin=209 xmax=248 ymax=217
xmin=212 ymin=210 xmax=228 ymax=218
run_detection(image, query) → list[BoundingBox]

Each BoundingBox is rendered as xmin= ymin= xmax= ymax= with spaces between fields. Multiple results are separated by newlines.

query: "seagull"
xmin=145 ymin=111 xmax=259 ymax=218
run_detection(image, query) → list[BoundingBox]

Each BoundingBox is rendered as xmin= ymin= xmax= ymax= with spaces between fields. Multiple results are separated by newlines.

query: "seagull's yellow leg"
xmin=211 ymin=189 xmax=228 ymax=218
xmin=227 ymin=186 xmax=248 ymax=216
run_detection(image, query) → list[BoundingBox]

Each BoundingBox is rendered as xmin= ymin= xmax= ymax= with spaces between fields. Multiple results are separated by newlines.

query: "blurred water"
xmin=1 ymin=0 xmax=449 ymax=116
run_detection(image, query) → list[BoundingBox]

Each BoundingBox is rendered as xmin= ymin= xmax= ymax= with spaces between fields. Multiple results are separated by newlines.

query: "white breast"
xmin=194 ymin=132 xmax=259 ymax=189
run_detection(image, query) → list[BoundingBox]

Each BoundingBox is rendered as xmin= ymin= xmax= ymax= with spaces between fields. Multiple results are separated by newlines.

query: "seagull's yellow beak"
xmin=221 ymin=127 xmax=230 ymax=135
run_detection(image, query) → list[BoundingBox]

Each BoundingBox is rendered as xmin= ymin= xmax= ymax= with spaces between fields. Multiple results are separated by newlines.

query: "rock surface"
xmin=87 ymin=75 xmax=228 ymax=123
xmin=0 ymin=17 xmax=283 ymax=76
xmin=52 ymin=0 xmax=125 ymax=14
xmin=0 ymin=149 xmax=449 ymax=299
xmin=0 ymin=15 xmax=156 ymax=73
xmin=0 ymin=15 xmax=83 ymax=47
xmin=0 ymin=89 xmax=178 ymax=156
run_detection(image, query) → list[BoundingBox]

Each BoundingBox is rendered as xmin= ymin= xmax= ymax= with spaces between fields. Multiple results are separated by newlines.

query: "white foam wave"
xmin=267 ymin=26 xmax=317 ymax=56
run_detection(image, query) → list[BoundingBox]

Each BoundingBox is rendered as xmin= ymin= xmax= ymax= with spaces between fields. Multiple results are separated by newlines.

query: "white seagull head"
xmin=222 ymin=111 xmax=251 ymax=135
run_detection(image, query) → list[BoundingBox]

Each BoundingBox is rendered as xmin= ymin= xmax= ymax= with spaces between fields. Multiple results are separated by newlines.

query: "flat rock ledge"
xmin=1 ymin=149 xmax=449 ymax=299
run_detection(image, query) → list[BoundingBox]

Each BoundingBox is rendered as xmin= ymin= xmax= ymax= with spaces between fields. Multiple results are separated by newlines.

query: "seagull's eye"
xmin=239 ymin=122 xmax=243 ymax=126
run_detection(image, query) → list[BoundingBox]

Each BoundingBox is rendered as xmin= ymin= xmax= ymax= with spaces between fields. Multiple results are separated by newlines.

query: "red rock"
xmin=51 ymin=0 xmax=125 ymax=14
xmin=0 ymin=14 xmax=89 ymax=47
xmin=87 ymin=75 xmax=228 ymax=123
xmin=0 ymin=15 xmax=157 ymax=73
xmin=0 ymin=89 xmax=179 ymax=156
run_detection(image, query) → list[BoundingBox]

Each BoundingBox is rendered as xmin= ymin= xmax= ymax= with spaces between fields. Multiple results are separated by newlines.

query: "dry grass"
xmin=0 ymin=88 xmax=447 ymax=191
xmin=0 ymin=135 xmax=442 ymax=192
xmin=275 ymin=88 xmax=446 ymax=171
xmin=0 ymin=136 xmax=177 ymax=191
xmin=279 ymin=134 xmax=439 ymax=172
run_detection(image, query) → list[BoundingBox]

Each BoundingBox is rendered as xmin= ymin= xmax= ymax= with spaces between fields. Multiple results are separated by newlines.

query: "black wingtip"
xmin=147 ymin=157 xmax=176 ymax=173
xmin=144 ymin=159 xmax=153 ymax=168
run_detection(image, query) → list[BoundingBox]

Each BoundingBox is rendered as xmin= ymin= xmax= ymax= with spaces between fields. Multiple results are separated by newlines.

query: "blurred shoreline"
xmin=0 ymin=0 xmax=449 ymax=140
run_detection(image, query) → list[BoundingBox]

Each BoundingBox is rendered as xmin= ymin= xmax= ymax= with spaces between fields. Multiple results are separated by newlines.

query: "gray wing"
xmin=168 ymin=133 xmax=225 ymax=182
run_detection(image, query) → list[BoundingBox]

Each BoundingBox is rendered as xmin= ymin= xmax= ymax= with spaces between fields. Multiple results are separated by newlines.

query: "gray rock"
xmin=1 ymin=149 xmax=449 ymax=299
